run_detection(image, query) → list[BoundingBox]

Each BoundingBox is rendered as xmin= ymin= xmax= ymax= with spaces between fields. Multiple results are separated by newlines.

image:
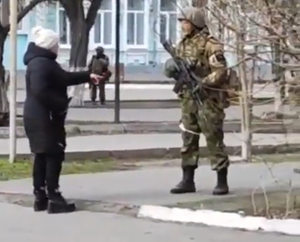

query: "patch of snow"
xmin=138 ymin=205 xmax=300 ymax=236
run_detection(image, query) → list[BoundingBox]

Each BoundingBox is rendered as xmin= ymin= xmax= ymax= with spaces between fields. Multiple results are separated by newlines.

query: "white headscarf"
xmin=31 ymin=26 xmax=59 ymax=50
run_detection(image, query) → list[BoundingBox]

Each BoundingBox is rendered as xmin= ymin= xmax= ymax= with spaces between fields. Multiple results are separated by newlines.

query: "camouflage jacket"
xmin=176 ymin=32 xmax=228 ymax=108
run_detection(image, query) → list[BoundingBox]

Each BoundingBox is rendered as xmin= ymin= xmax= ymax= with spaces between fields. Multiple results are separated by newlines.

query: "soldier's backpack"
xmin=222 ymin=68 xmax=240 ymax=108
xmin=202 ymin=35 xmax=240 ymax=108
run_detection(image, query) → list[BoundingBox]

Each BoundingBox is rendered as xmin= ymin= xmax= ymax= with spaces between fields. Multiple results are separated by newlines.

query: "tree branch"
xmin=86 ymin=0 xmax=102 ymax=30
xmin=3 ymin=0 xmax=48 ymax=33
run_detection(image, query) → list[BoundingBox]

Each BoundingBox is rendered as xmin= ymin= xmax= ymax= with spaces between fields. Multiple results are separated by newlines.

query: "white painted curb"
xmin=137 ymin=205 xmax=300 ymax=236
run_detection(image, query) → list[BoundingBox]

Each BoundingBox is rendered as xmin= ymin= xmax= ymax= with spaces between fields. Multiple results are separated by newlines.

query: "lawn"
xmin=0 ymin=158 xmax=137 ymax=181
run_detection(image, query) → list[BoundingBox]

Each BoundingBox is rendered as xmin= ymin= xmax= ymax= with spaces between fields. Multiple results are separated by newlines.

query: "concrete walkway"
xmin=0 ymin=161 xmax=299 ymax=206
xmin=0 ymin=133 xmax=299 ymax=156
xmin=15 ymin=104 xmax=296 ymax=122
xmin=14 ymin=83 xmax=277 ymax=103
xmin=0 ymin=162 xmax=299 ymax=241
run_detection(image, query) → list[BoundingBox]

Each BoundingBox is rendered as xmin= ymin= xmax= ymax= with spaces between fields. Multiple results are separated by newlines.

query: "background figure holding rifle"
xmin=163 ymin=7 xmax=237 ymax=196
xmin=88 ymin=46 xmax=111 ymax=105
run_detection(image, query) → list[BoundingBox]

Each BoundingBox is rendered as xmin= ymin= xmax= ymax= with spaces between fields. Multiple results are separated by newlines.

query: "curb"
xmin=137 ymin=205 xmax=300 ymax=236
xmin=0 ymin=121 xmax=298 ymax=138
xmin=2 ymin=143 xmax=300 ymax=161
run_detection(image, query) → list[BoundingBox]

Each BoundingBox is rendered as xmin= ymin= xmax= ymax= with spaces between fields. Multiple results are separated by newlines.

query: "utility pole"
xmin=9 ymin=0 xmax=17 ymax=163
xmin=114 ymin=0 xmax=120 ymax=123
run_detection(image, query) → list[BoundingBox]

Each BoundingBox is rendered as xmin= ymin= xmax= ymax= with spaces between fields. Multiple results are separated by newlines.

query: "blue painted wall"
xmin=3 ymin=34 xmax=28 ymax=70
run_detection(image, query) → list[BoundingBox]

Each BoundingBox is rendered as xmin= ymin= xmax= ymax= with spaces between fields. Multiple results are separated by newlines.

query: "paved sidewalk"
xmin=0 ymin=133 xmax=299 ymax=156
xmin=0 ymin=203 xmax=297 ymax=242
xmin=0 ymin=162 xmax=299 ymax=241
xmin=15 ymin=104 xmax=297 ymax=122
xmin=13 ymin=83 xmax=277 ymax=103
xmin=0 ymin=162 xmax=299 ymax=205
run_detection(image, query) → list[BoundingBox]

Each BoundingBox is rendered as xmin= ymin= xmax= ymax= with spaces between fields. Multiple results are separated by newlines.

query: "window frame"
xmin=157 ymin=0 xmax=180 ymax=49
xmin=124 ymin=0 xmax=149 ymax=49
xmin=56 ymin=3 xmax=71 ymax=48
xmin=90 ymin=0 xmax=115 ymax=49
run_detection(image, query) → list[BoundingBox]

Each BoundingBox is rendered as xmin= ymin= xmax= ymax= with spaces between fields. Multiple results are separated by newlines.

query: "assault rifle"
xmin=162 ymin=39 xmax=204 ymax=111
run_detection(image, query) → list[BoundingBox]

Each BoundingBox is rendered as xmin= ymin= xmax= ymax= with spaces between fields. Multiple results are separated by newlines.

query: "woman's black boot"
xmin=33 ymin=188 xmax=48 ymax=212
xmin=47 ymin=190 xmax=76 ymax=214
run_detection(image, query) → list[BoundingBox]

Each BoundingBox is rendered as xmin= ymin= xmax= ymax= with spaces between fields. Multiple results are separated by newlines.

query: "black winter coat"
xmin=23 ymin=43 xmax=91 ymax=154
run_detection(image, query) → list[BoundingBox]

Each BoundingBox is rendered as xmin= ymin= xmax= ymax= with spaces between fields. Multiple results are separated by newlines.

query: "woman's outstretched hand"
xmin=90 ymin=73 xmax=103 ymax=84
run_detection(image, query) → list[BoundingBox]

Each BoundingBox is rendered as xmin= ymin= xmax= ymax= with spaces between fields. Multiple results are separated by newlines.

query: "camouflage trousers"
xmin=180 ymin=98 xmax=229 ymax=171
xmin=90 ymin=83 xmax=106 ymax=103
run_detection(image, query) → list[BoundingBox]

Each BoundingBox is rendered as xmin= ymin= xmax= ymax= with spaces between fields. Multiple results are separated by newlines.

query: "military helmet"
xmin=96 ymin=46 xmax=104 ymax=53
xmin=178 ymin=6 xmax=206 ymax=29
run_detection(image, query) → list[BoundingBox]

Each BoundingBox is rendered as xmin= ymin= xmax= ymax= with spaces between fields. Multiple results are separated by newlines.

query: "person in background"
xmin=88 ymin=46 xmax=111 ymax=105
xmin=23 ymin=26 xmax=101 ymax=214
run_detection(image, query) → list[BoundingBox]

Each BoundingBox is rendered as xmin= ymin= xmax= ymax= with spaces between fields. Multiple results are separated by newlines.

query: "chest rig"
xmin=177 ymin=34 xmax=212 ymax=78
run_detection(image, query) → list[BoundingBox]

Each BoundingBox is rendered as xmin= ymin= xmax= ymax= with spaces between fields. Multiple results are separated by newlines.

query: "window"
xmin=94 ymin=0 xmax=113 ymax=45
xmin=159 ymin=0 xmax=177 ymax=44
xmin=58 ymin=5 xmax=70 ymax=45
xmin=126 ymin=0 xmax=145 ymax=46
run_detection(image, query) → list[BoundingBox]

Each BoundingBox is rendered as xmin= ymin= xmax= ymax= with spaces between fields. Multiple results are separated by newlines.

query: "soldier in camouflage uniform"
xmin=164 ymin=7 xmax=230 ymax=195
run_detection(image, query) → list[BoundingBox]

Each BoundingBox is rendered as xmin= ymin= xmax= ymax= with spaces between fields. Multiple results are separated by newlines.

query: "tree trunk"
xmin=239 ymin=45 xmax=251 ymax=162
xmin=0 ymin=33 xmax=9 ymax=126
xmin=234 ymin=4 xmax=252 ymax=162
xmin=68 ymin=20 xmax=89 ymax=107
xmin=272 ymin=41 xmax=284 ymax=116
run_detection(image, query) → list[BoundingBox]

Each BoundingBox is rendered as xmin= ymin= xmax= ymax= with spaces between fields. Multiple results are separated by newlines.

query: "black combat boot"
xmin=33 ymin=188 xmax=48 ymax=212
xmin=47 ymin=190 xmax=76 ymax=214
xmin=212 ymin=168 xmax=229 ymax=195
xmin=170 ymin=166 xmax=196 ymax=194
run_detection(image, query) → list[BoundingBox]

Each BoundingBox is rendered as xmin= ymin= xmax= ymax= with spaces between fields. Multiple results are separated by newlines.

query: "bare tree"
xmin=201 ymin=0 xmax=255 ymax=160
xmin=58 ymin=0 xmax=103 ymax=106
xmin=0 ymin=0 xmax=49 ymax=126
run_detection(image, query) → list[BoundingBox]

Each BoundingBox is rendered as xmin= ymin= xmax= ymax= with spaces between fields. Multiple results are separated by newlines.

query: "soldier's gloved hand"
xmin=163 ymin=58 xmax=179 ymax=79
xmin=192 ymin=82 xmax=203 ymax=93
xmin=193 ymin=76 xmax=208 ymax=93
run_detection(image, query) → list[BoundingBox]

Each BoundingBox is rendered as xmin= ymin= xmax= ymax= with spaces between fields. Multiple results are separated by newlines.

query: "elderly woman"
xmin=23 ymin=26 xmax=100 ymax=214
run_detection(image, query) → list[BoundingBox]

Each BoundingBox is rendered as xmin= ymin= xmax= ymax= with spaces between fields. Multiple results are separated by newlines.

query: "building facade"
xmin=3 ymin=0 xmax=272 ymax=80
xmin=54 ymin=0 xmax=187 ymax=67
xmin=4 ymin=0 xmax=189 ymax=70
